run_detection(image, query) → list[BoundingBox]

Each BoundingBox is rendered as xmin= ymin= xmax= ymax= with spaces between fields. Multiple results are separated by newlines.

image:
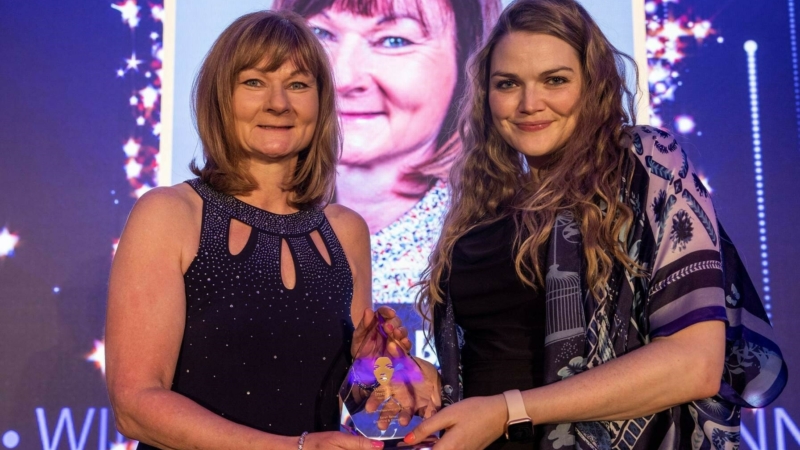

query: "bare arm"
xmin=324 ymin=204 xmax=372 ymax=327
xmin=107 ymin=186 xmax=389 ymax=450
xmin=521 ymin=320 xmax=725 ymax=422
xmin=105 ymin=186 xmax=301 ymax=450
xmin=407 ymin=309 xmax=725 ymax=449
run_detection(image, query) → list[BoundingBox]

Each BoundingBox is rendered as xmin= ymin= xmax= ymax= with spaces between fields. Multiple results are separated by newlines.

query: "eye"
xmin=547 ymin=76 xmax=569 ymax=85
xmin=495 ymin=79 xmax=517 ymax=90
xmin=288 ymin=81 xmax=309 ymax=90
xmin=311 ymin=26 xmax=334 ymax=41
xmin=243 ymin=79 xmax=262 ymax=87
xmin=378 ymin=36 xmax=412 ymax=48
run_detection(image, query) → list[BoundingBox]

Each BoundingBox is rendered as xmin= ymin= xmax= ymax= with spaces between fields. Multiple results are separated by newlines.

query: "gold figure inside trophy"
xmin=340 ymin=316 xmax=439 ymax=448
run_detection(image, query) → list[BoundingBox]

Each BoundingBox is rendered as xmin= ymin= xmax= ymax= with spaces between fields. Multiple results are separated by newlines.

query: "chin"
xmin=339 ymin=146 xmax=388 ymax=167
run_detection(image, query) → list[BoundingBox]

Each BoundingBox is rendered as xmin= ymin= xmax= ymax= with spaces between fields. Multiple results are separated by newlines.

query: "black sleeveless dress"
xmin=449 ymin=216 xmax=546 ymax=449
xmin=137 ymin=179 xmax=354 ymax=449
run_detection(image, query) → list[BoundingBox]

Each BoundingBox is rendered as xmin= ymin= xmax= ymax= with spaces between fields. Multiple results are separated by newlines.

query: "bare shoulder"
xmin=126 ymin=184 xmax=201 ymax=233
xmin=323 ymin=203 xmax=370 ymax=242
xmin=131 ymin=184 xmax=198 ymax=220
xmin=122 ymin=184 xmax=202 ymax=254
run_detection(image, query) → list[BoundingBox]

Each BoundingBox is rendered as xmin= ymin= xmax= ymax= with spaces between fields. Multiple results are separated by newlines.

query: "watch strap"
xmin=502 ymin=389 xmax=531 ymax=424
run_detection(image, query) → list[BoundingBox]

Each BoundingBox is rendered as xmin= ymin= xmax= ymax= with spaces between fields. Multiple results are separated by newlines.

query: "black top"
xmin=137 ymin=179 xmax=354 ymax=449
xmin=449 ymin=215 xmax=546 ymax=449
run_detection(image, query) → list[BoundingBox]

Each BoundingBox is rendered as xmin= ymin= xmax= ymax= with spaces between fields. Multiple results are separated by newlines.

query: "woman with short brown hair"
xmin=106 ymin=10 xmax=410 ymax=449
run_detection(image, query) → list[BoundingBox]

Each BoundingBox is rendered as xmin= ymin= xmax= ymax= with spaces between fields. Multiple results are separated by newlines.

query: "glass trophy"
xmin=340 ymin=315 xmax=439 ymax=448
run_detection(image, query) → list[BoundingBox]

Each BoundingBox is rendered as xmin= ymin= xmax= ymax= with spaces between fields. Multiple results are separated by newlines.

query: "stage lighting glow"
xmin=115 ymin=1 xmax=164 ymax=198
xmin=0 ymin=227 xmax=20 ymax=258
xmin=646 ymin=1 xmax=718 ymax=132
xmin=86 ymin=340 xmax=106 ymax=376
xmin=788 ymin=0 xmax=800 ymax=150
xmin=112 ymin=0 xmax=141 ymax=28
xmin=674 ymin=115 xmax=696 ymax=134
xmin=744 ymin=40 xmax=773 ymax=319
xmin=110 ymin=441 xmax=139 ymax=450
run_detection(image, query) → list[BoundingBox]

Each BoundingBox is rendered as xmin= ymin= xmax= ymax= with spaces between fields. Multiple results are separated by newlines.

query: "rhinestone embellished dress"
xmin=152 ymin=179 xmax=354 ymax=441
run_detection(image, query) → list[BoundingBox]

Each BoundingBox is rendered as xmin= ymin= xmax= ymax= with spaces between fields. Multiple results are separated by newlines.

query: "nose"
xmin=264 ymin=85 xmax=290 ymax=115
xmin=332 ymin=34 xmax=370 ymax=96
xmin=519 ymin=84 xmax=545 ymax=115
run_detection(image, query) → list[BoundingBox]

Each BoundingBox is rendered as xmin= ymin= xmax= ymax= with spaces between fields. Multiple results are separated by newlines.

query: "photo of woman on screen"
xmin=277 ymin=0 xmax=500 ymax=315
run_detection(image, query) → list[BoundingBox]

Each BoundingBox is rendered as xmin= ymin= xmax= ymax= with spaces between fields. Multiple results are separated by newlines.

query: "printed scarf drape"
xmin=434 ymin=126 xmax=787 ymax=449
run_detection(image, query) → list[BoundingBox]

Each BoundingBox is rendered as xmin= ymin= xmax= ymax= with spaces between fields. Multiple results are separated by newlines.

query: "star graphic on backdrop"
xmin=139 ymin=85 xmax=159 ymax=109
xmin=123 ymin=138 xmax=141 ymax=157
xmin=125 ymin=159 xmax=143 ymax=179
xmin=0 ymin=227 xmax=20 ymax=257
xmin=125 ymin=53 xmax=143 ymax=71
xmin=151 ymin=5 xmax=165 ymax=22
xmin=112 ymin=0 xmax=140 ymax=28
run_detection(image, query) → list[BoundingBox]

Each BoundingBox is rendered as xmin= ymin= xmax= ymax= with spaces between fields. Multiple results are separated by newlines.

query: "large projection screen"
xmin=162 ymin=0 xmax=646 ymax=364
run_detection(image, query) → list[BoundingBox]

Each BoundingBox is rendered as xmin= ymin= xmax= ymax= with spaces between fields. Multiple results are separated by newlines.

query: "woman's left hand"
xmin=403 ymin=395 xmax=508 ymax=450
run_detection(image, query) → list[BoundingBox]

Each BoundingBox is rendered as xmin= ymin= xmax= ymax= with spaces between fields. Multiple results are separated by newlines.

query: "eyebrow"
xmin=248 ymin=67 xmax=312 ymax=77
xmin=376 ymin=13 xmax=424 ymax=26
xmin=490 ymin=66 xmax=575 ymax=78
xmin=318 ymin=11 xmax=426 ymax=30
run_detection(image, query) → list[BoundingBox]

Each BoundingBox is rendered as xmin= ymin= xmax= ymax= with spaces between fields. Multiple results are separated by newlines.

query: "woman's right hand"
xmin=301 ymin=432 xmax=383 ymax=449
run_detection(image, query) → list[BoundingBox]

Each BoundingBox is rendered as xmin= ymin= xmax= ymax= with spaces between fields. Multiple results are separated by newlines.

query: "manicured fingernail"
xmin=371 ymin=441 xmax=384 ymax=448
xmin=386 ymin=323 xmax=394 ymax=332
xmin=403 ymin=432 xmax=415 ymax=444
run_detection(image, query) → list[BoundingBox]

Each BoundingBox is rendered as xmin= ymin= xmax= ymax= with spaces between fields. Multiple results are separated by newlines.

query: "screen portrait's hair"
xmin=191 ymin=10 xmax=340 ymax=207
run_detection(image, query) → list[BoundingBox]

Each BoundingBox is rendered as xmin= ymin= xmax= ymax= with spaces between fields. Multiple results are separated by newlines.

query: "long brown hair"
xmin=274 ymin=0 xmax=500 ymax=192
xmin=419 ymin=0 xmax=641 ymax=320
xmin=191 ymin=10 xmax=340 ymax=208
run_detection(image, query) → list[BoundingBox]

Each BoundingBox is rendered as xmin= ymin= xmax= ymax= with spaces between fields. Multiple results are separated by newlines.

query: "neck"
xmin=336 ymin=141 xmax=436 ymax=234
xmin=237 ymin=155 xmax=299 ymax=214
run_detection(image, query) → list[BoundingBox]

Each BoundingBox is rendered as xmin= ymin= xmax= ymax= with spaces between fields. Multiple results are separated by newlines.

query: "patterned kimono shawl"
xmin=433 ymin=126 xmax=787 ymax=449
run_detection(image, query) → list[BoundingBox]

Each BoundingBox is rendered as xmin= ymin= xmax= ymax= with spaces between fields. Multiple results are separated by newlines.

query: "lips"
xmin=257 ymin=125 xmax=293 ymax=129
xmin=339 ymin=112 xmax=384 ymax=120
xmin=514 ymin=120 xmax=553 ymax=132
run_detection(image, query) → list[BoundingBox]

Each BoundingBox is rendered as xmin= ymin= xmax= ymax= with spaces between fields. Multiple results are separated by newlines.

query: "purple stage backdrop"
xmin=0 ymin=0 xmax=797 ymax=449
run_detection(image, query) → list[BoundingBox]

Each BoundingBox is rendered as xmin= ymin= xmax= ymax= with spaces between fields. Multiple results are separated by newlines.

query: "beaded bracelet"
xmin=297 ymin=431 xmax=309 ymax=450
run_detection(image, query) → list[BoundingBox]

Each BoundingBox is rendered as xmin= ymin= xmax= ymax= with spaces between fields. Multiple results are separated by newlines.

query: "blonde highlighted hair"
xmin=419 ymin=0 xmax=642 ymax=320
xmin=191 ymin=10 xmax=340 ymax=208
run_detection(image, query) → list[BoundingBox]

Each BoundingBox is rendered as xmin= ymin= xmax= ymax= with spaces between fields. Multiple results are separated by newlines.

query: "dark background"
xmin=0 ymin=0 xmax=796 ymax=448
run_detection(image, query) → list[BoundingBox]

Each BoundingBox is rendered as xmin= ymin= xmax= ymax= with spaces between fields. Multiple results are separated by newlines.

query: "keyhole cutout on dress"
xmin=310 ymin=230 xmax=332 ymax=266
xmin=280 ymin=239 xmax=297 ymax=290
xmin=228 ymin=218 xmax=252 ymax=256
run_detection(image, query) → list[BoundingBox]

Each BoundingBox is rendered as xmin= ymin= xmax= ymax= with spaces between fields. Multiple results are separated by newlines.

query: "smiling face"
xmin=373 ymin=356 xmax=395 ymax=386
xmin=232 ymin=59 xmax=320 ymax=162
xmin=488 ymin=32 xmax=583 ymax=169
xmin=307 ymin=0 xmax=458 ymax=166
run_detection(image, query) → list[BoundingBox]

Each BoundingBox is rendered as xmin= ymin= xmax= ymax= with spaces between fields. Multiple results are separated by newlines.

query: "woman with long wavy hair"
xmin=404 ymin=0 xmax=786 ymax=449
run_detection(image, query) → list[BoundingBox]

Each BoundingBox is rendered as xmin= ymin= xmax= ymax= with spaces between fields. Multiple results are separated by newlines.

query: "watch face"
xmin=507 ymin=421 xmax=534 ymax=442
